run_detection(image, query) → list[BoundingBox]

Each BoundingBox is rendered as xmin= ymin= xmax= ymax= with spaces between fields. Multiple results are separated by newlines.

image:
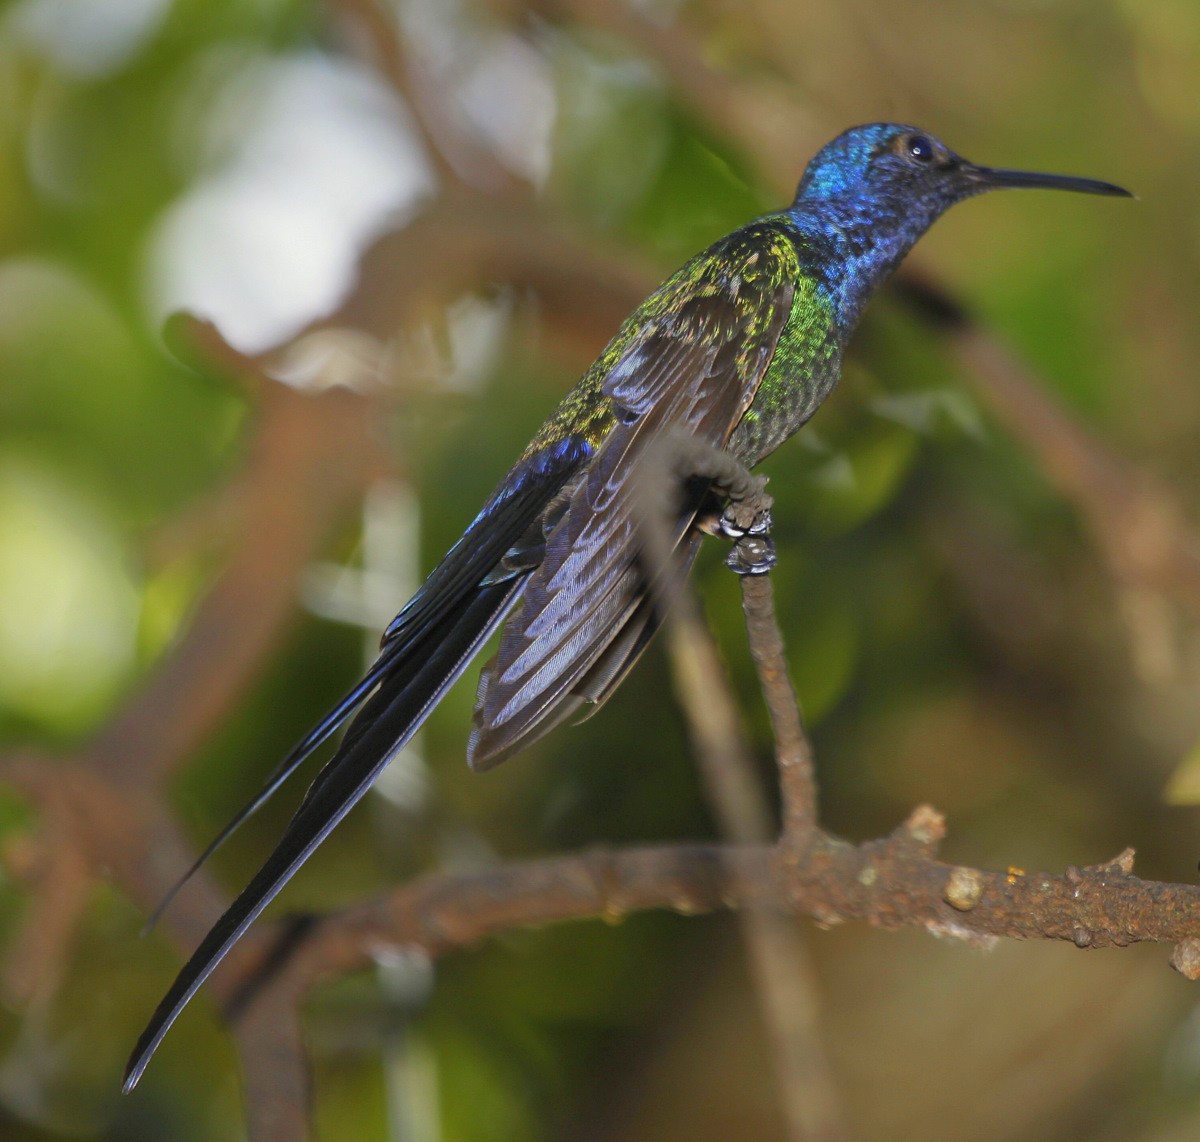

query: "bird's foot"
xmin=712 ymin=477 xmax=775 ymax=576
xmin=726 ymin=533 xmax=776 ymax=576
xmin=648 ymin=430 xmax=776 ymax=576
xmin=713 ymin=493 xmax=773 ymax=541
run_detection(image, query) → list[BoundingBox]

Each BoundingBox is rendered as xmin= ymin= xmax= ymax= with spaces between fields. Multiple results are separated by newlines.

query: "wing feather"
xmin=469 ymin=232 xmax=797 ymax=767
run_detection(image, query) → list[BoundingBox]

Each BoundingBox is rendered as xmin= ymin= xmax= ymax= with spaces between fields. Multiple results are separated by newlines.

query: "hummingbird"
xmin=124 ymin=123 xmax=1129 ymax=1090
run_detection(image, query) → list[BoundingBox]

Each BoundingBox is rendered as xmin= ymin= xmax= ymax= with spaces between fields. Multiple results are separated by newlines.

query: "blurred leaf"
xmin=805 ymin=420 xmax=920 ymax=535
xmin=548 ymin=30 xmax=670 ymax=230
xmin=1164 ymin=739 xmax=1200 ymax=805
xmin=0 ymin=453 xmax=139 ymax=734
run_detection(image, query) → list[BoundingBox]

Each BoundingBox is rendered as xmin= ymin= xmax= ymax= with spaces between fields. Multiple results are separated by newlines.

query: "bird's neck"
xmin=785 ymin=197 xmax=928 ymax=340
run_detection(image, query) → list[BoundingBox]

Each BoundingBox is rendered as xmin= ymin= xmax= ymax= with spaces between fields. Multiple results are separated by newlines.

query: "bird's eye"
xmin=904 ymin=134 xmax=935 ymax=164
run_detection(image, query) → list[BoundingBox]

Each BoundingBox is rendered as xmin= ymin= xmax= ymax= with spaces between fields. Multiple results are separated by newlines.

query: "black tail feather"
xmin=142 ymin=643 xmax=412 ymax=933
xmin=125 ymin=439 xmax=591 ymax=1091
xmin=123 ymin=579 xmax=522 ymax=1092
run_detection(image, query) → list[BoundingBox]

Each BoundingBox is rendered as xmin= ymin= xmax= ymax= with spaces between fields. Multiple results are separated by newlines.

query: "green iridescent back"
xmin=520 ymin=217 xmax=841 ymax=469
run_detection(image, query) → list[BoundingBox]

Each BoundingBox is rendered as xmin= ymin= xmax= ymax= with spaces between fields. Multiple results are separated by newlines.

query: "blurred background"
xmin=1 ymin=0 xmax=1199 ymax=1138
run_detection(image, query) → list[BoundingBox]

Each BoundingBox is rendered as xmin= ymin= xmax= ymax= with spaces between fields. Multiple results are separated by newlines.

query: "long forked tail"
xmin=143 ymin=643 xmax=411 ymax=933
xmin=122 ymin=576 xmax=523 ymax=1092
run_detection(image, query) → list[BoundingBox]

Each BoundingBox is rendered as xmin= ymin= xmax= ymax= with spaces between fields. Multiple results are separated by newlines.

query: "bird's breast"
xmin=728 ymin=278 xmax=843 ymax=464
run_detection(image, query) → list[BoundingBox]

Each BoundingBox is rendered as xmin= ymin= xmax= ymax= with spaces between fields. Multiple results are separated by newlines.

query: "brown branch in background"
xmin=332 ymin=0 xmax=517 ymax=192
xmin=232 ymin=982 xmax=311 ymax=1142
xmin=0 ymin=316 xmax=394 ymax=1141
xmin=0 ymin=789 xmax=92 ymax=1007
xmin=896 ymin=276 xmax=1200 ymax=619
xmin=93 ymin=320 xmax=391 ymax=788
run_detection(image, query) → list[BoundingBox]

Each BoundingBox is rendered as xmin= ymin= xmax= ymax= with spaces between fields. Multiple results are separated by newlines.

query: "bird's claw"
xmin=726 ymin=534 xmax=777 ymax=576
xmin=713 ymin=483 xmax=774 ymax=575
xmin=713 ymin=483 xmax=773 ymax=541
xmin=715 ymin=504 xmax=773 ymax=540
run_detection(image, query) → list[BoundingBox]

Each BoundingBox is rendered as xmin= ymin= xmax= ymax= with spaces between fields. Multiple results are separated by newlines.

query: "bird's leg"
xmin=655 ymin=433 xmax=776 ymax=576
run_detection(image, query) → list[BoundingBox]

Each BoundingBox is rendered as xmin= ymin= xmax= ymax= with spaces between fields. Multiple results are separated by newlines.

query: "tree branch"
xmin=740 ymin=574 xmax=819 ymax=840
xmin=243 ymin=808 xmax=1200 ymax=998
xmin=645 ymin=485 xmax=847 ymax=1140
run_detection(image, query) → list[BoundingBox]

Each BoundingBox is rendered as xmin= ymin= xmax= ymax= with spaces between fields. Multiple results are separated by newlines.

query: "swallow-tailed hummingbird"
xmin=124 ymin=123 xmax=1129 ymax=1089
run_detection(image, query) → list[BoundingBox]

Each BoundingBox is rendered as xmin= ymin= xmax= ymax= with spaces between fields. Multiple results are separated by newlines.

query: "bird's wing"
xmin=469 ymin=229 xmax=797 ymax=768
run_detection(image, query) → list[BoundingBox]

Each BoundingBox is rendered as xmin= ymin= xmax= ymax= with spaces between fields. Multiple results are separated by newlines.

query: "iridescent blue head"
xmin=791 ymin=123 xmax=1130 ymax=332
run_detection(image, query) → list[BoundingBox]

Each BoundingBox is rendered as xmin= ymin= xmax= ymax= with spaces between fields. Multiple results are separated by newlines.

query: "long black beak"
xmin=966 ymin=164 xmax=1132 ymax=197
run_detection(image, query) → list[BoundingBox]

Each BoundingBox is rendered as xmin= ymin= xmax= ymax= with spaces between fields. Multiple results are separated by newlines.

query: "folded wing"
xmin=470 ymin=228 xmax=797 ymax=767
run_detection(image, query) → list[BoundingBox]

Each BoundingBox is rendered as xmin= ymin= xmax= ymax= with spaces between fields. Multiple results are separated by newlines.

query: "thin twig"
xmin=740 ymin=574 xmax=819 ymax=839
xmin=663 ymin=593 xmax=848 ymax=1140
xmin=630 ymin=439 xmax=859 ymax=1141
xmin=737 ymin=573 xmax=844 ymax=1141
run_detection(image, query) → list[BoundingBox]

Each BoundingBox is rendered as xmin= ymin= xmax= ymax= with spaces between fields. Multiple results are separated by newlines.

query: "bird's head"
xmin=792 ymin=123 xmax=1130 ymax=332
xmin=797 ymin=123 xmax=1130 ymax=219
